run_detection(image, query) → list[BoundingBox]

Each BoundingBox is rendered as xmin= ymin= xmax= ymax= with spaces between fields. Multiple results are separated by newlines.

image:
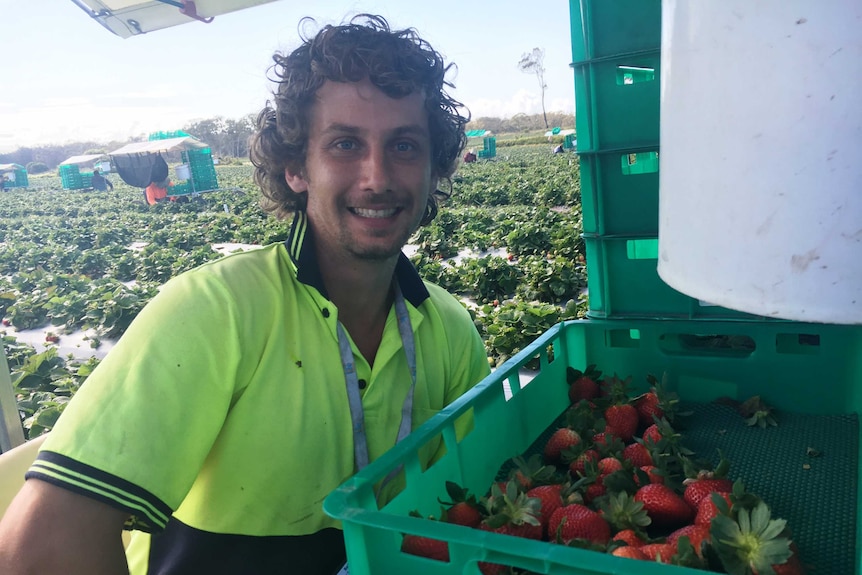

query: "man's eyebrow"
xmin=318 ymin=124 xmax=429 ymax=137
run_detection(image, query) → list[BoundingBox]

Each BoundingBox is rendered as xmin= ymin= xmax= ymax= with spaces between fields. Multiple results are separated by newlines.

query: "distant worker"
xmin=553 ymin=144 xmax=564 ymax=154
xmin=145 ymin=177 xmax=170 ymax=205
xmin=91 ymin=168 xmax=114 ymax=192
xmin=463 ymin=149 xmax=477 ymax=163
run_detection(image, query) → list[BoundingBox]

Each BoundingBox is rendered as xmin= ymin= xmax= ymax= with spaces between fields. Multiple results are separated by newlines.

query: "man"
xmin=91 ymin=168 xmax=114 ymax=192
xmin=145 ymin=177 xmax=169 ymax=204
xmin=0 ymin=14 xmax=490 ymax=575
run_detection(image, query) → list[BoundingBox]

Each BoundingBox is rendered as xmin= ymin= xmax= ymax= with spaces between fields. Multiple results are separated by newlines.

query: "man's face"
xmin=285 ymin=78 xmax=436 ymax=262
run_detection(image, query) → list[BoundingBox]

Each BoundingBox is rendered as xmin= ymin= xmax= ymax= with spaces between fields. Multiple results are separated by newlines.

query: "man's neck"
xmin=318 ymin=250 xmax=400 ymax=366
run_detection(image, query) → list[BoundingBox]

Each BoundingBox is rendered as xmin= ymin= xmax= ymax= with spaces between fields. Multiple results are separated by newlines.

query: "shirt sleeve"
xmin=27 ymin=268 xmax=245 ymax=532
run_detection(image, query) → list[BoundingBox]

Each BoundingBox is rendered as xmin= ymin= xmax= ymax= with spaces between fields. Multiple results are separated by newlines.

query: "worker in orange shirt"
xmin=145 ymin=177 xmax=170 ymax=205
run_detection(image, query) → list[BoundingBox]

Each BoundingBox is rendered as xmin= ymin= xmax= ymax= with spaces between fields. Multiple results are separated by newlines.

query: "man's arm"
xmin=0 ymin=478 xmax=131 ymax=574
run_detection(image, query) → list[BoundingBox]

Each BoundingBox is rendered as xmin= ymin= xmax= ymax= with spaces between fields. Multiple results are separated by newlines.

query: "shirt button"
xmin=358 ymin=379 xmax=367 ymax=390
xmin=321 ymin=308 xmax=330 ymax=318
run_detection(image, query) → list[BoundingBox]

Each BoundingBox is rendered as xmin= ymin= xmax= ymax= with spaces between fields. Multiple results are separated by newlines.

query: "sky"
xmin=0 ymin=0 xmax=576 ymax=153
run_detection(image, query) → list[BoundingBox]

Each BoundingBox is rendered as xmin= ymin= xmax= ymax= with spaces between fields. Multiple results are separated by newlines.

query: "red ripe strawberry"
xmin=642 ymin=424 xmax=662 ymax=445
xmin=445 ymin=501 xmax=482 ymax=528
xmin=766 ymin=543 xmax=807 ymax=575
xmin=683 ymin=477 xmax=734 ymax=509
xmin=612 ymin=529 xmax=646 ymax=548
xmin=567 ymin=365 xmax=601 ymax=404
xmin=597 ymin=456 xmax=623 ymax=476
xmin=401 ymin=534 xmax=450 ymax=562
xmin=637 ymin=465 xmax=664 ymax=485
xmin=480 ymin=520 xmax=542 ymax=540
xmin=583 ymin=482 xmax=606 ymax=504
xmin=667 ymin=524 xmax=711 ymax=558
xmin=568 ymin=448 xmax=599 ymax=478
xmin=548 ymin=503 xmax=611 ymax=545
xmin=695 ymin=491 xmax=733 ymax=526
xmin=543 ymin=428 xmax=582 ymax=463
xmin=526 ymin=484 xmax=563 ymax=535
xmin=635 ymin=391 xmax=663 ymax=428
xmin=622 ymin=443 xmax=653 ymax=468
xmin=634 ymin=484 xmax=694 ymax=528
xmin=439 ymin=481 xmax=483 ymax=528
xmin=639 ymin=543 xmax=676 ymax=563
xmin=611 ymin=546 xmax=649 ymax=560
xmin=604 ymin=404 xmax=638 ymax=442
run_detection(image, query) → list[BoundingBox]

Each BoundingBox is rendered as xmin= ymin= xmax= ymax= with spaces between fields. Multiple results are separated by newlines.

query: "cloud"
xmin=465 ymin=89 xmax=574 ymax=119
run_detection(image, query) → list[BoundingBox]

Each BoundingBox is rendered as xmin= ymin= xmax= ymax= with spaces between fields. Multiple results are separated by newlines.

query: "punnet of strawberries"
xmin=400 ymin=366 xmax=808 ymax=575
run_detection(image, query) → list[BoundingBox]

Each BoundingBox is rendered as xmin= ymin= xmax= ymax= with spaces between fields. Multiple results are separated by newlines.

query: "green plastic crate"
xmin=582 ymin=234 xmax=770 ymax=320
xmin=569 ymin=0 xmax=661 ymax=62
xmin=573 ymin=52 xmax=661 ymax=153
xmin=325 ymin=319 xmax=861 ymax=574
xmin=580 ymin=148 xmax=659 ymax=235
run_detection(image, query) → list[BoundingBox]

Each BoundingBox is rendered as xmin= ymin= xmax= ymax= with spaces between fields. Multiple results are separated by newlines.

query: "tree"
xmin=518 ymin=48 xmax=549 ymax=129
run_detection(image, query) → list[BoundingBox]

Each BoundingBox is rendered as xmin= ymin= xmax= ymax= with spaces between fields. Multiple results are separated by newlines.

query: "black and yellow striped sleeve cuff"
xmin=26 ymin=451 xmax=173 ymax=533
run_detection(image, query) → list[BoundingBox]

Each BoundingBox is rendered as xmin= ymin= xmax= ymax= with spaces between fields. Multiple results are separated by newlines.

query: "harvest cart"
xmin=58 ymin=154 xmax=110 ymax=190
xmin=108 ymin=132 xmax=221 ymax=199
xmin=0 ymin=164 xmax=29 ymax=190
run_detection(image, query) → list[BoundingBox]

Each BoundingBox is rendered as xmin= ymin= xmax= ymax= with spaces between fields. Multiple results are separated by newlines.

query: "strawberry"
xmin=401 ymin=534 xmax=449 ymax=562
xmin=667 ymin=524 xmax=711 ymax=558
xmin=508 ymin=454 xmax=557 ymax=491
xmin=622 ymin=442 xmax=652 ymax=468
xmin=640 ymin=543 xmax=676 ymax=563
xmin=634 ymin=483 xmax=693 ymax=528
xmin=568 ymin=448 xmax=599 ymax=478
xmin=543 ymin=428 xmax=582 ymax=463
xmin=712 ymin=502 xmax=798 ymax=575
xmin=567 ymin=365 xmax=602 ymax=404
xmin=445 ymin=501 xmax=482 ymax=528
xmin=526 ymin=484 xmax=564 ymax=536
xmin=604 ymin=404 xmax=638 ymax=442
xmin=610 ymin=545 xmax=649 ymax=560
xmin=480 ymin=481 xmax=543 ymax=541
xmin=597 ymin=456 xmax=623 ymax=476
xmin=583 ymin=481 xmax=606 ymax=504
xmin=695 ymin=491 xmax=732 ymax=526
xmin=683 ymin=476 xmax=734 ymax=509
xmin=548 ymin=503 xmax=611 ymax=545
xmin=612 ymin=529 xmax=646 ymax=548
xmin=634 ymin=390 xmax=663 ymax=428
xmin=636 ymin=465 xmax=664 ymax=485
xmin=642 ymin=423 xmax=662 ymax=446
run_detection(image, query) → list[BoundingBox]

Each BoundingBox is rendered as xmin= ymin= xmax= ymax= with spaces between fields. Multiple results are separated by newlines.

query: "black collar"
xmin=283 ymin=211 xmax=430 ymax=308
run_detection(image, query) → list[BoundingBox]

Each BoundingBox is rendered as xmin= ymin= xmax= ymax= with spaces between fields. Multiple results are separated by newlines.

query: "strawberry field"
xmin=0 ymin=144 xmax=587 ymax=437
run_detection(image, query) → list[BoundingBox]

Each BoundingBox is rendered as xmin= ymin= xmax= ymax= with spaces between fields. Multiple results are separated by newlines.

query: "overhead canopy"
xmin=544 ymin=129 xmax=576 ymax=137
xmin=465 ymin=129 xmax=492 ymax=138
xmin=0 ymin=164 xmax=24 ymax=171
xmin=109 ymin=136 xmax=208 ymax=156
xmin=60 ymin=154 xmax=106 ymax=166
xmin=70 ymin=0 xmax=281 ymax=38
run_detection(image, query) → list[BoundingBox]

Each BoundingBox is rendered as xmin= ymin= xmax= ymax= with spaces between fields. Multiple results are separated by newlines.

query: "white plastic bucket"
xmin=658 ymin=0 xmax=862 ymax=324
xmin=175 ymin=163 xmax=191 ymax=180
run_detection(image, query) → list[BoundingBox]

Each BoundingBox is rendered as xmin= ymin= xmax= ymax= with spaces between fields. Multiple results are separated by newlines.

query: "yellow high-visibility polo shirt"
xmin=27 ymin=211 xmax=490 ymax=574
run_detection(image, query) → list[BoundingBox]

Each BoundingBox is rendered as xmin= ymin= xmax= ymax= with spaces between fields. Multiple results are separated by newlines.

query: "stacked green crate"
xmin=477 ymin=136 xmax=496 ymax=159
xmin=148 ymin=130 xmax=190 ymax=141
xmin=181 ymin=148 xmax=218 ymax=192
xmin=571 ymin=0 xmax=763 ymax=320
xmin=8 ymin=168 xmax=28 ymax=188
xmin=58 ymin=164 xmax=83 ymax=190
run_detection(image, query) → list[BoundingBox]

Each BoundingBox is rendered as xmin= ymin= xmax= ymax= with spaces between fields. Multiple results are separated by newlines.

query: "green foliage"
xmin=1 ymin=149 xmax=589 ymax=432
xmin=26 ymin=161 xmax=49 ymax=174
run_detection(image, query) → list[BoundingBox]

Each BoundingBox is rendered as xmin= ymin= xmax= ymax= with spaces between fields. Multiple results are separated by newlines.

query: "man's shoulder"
xmin=178 ymin=243 xmax=290 ymax=290
xmin=422 ymin=282 xmax=472 ymax=321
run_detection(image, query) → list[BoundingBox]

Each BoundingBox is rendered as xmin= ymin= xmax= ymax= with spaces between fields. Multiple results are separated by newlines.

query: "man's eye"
xmin=334 ymin=140 xmax=356 ymax=151
xmin=395 ymin=142 xmax=415 ymax=152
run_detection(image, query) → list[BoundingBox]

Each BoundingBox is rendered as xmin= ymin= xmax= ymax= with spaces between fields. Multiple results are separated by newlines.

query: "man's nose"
xmin=359 ymin=146 xmax=391 ymax=192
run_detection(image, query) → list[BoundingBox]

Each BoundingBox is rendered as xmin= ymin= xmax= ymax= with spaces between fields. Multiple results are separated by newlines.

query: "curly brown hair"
xmin=249 ymin=14 xmax=469 ymax=223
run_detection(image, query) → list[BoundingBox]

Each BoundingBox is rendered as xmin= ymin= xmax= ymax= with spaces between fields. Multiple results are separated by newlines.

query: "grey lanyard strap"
xmin=336 ymin=282 xmax=417 ymax=472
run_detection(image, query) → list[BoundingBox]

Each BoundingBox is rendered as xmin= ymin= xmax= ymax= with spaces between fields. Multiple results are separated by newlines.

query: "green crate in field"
xmin=580 ymin=148 xmax=659 ymax=235
xmin=325 ymin=319 xmax=860 ymax=575
xmin=569 ymin=0 xmax=661 ymax=62
xmin=573 ymin=52 xmax=661 ymax=153
xmin=582 ymin=234 xmax=768 ymax=320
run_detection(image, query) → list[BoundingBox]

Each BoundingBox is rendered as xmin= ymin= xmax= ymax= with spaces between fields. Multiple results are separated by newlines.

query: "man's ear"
xmin=284 ymin=165 xmax=308 ymax=193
